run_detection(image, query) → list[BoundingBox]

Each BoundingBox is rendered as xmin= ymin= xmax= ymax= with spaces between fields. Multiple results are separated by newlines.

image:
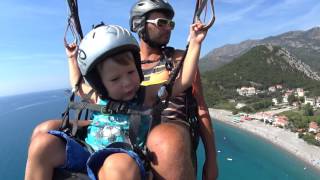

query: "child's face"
xmin=98 ymin=53 xmax=140 ymax=101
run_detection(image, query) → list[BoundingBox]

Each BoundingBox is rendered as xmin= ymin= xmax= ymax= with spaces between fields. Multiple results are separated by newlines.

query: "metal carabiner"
xmin=63 ymin=18 xmax=79 ymax=47
xmin=194 ymin=0 xmax=216 ymax=30
xmin=64 ymin=0 xmax=83 ymax=47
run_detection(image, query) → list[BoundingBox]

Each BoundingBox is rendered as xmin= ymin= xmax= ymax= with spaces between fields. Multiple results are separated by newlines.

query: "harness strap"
xmin=185 ymin=88 xmax=200 ymax=149
xmin=68 ymin=101 xmax=152 ymax=116
xmin=156 ymin=0 xmax=216 ymax=104
xmin=60 ymin=77 xmax=82 ymax=131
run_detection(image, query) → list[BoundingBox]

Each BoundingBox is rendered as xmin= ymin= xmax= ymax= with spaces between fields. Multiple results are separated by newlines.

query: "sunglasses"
xmin=146 ymin=18 xmax=175 ymax=29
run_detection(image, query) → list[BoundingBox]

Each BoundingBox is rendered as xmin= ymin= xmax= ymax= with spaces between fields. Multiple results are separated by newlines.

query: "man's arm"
xmin=193 ymin=68 xmax=218 ymax=180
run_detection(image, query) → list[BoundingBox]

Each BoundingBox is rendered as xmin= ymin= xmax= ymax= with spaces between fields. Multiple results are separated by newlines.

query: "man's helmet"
xmin=77 ymin=24 xmax=143 ymax=98
xmin=130 ymin=0 xmax=174 ymax=38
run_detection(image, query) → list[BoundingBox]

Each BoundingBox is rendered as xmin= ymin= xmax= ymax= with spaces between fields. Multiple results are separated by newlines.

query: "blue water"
xmin=1 ymin=90 xmax=320 ymax=179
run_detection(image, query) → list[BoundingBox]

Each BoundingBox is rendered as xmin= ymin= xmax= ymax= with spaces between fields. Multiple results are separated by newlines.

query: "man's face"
xmin=146 ymin=11 xmax=174 ymax=46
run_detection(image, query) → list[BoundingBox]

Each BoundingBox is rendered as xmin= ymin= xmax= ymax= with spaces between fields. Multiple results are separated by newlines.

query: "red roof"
xmin=309 ymin=122 xmax=319 ymax=129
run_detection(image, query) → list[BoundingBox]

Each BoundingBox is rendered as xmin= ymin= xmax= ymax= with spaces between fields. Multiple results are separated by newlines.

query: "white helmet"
xmin=77 ymin=24 xmax=143 ymax=98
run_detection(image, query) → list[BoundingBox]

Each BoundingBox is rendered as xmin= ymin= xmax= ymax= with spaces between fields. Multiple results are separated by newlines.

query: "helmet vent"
xmin=78 ymin=49 xmax=87 ymax=60
xmin=137 ymin=2 xmax=144 ymax=6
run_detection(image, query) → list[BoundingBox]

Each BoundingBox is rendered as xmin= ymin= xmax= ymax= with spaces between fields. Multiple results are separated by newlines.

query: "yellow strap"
xmin=142 ymin=68 xmax=169 ymax=86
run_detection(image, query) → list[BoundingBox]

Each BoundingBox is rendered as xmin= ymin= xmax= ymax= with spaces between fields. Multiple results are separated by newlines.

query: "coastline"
xmin=209 ymin=108 xmax=320 ymax=171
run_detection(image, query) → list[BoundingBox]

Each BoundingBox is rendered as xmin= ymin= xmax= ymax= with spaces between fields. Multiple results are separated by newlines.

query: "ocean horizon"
xmin=1 ymin=90 xmax=320 ymax=179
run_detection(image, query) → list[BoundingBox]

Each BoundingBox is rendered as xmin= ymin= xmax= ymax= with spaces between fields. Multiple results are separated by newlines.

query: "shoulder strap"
xmin=161 ymin=46 xmax=175 ymax=71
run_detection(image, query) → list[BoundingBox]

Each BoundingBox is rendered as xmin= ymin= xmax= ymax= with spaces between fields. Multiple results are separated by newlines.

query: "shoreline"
xmin=209 ymin=108 xmax=320 ymax=172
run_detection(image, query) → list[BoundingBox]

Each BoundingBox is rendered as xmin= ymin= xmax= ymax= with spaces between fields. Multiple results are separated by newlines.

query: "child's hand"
xmin=65 ymin=42 xmax=78 ymax=59
xmin=188 ymin=22 xmax=208 ymax=44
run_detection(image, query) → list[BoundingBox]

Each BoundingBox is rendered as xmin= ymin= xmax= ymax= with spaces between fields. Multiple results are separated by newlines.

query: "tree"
xmin=287 ymin=94 xmax=296 ymax=105
xmin=299 ymin=96 xmax=305 ymax=103
xmin=276 ymin=96 xmax=282 ymax=104
xmin=303 ymin=103 xmax=314 ymax=116
xmin=240 ymin=106 xmax=254 ymax=113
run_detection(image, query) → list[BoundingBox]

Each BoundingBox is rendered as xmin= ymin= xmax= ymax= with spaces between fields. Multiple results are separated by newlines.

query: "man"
xmin=130 ymin=0 xmax=218 ymax=179
xmin=27 ymin=1 xmax=217 ymax=179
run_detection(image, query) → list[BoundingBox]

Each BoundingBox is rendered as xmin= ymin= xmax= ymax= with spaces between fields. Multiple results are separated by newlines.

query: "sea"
xmin=1 ymin=90 xmax=320 ymax=179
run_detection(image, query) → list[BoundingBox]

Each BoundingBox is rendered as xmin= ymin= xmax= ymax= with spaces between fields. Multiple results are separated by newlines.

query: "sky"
xmin=0 ymin=0 xmax=319 ymax=97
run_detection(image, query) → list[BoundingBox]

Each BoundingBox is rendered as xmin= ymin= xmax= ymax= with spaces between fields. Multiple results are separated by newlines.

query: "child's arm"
xmin=144 ymin=22 xmax=208 ymax=107
xmin=66 ymin=43 xmax=97 ymax=103
xmin=171 ymin=22 xmax=208 ymax=95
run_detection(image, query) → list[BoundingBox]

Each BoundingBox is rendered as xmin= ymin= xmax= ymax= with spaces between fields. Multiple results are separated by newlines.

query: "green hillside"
xmin=202 ymin=45 xmax=320 ymax=107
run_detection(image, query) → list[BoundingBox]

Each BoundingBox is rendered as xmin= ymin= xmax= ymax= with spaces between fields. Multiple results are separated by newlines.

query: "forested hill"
xmin=201 ymin=44 xmax=320 ymax=106
xmin=200 ymin=27 xmax=320 ymax=73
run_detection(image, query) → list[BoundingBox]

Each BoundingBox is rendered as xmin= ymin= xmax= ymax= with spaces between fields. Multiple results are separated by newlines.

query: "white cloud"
xmin=268 ymin=2 xmax=320 ymax=33
xmin=0 ymin=1 xmax=63 ymax=20
xmin=217 ymin=0 xmax=264 ymax=25
xmin=258 ymin=0 xmax=314 ymax=17
xmin=217 ymin=0 xmax=251 ymax=4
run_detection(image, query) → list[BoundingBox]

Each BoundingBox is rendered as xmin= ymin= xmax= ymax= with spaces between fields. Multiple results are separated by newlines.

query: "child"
xmin=25 ymin=23 xmax=207 ymax=180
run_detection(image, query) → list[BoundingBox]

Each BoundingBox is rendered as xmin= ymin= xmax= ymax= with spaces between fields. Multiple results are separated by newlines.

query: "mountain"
xmin=200 ymin=27 xmax=320 ymax=72
xmin=201 ymin=44 xmax=320 ymax=106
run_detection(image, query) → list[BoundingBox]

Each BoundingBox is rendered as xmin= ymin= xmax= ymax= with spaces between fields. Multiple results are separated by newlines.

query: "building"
xmin=236 ymin=87 xmax=256 ymax=97
xmin=308 ymin=121 xmax=319 ymax=134
xmin=276 ymin=84 xmax=283 ymax=89
xmin=304 ymin=98 xmax=315 ymax=106
xmin=236 ymin=103 xmax=246 ymax=109
xmin=268 ymin=86 xmax=276 ymax=92
xmin=296 ymin=88 xmax=305 ymax=97
xmin=282 ymin=92 xmax=292 ymax=104
xmin=315 ymin=97 xmax=320 ymax=108
xmin=273 ymin=116 xmax=289 ymax=128
xmin=315 ymin=133 xmax=320 ymax=142
xmin=272 ymin=98 xmax=278 ymax=105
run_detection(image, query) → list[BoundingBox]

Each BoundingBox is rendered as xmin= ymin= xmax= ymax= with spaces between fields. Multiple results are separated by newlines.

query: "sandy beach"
xmin=209 ymin=108 xmax=320 ymax=171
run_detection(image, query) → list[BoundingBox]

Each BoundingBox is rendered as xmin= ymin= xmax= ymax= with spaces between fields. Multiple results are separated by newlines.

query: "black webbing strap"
xmin=129 ymin=114 xmax=152 ymax=171
xmin=161 ymin=46 xmax=175 ymax=71
xmin=60 ymin=77 xmax=83 ymax=132
xmin=156 ymin=44 xmax=189 ymax=108
xmin=156 ymin=0 xmax=216 ymax=105
xmin=185 ymin=88 xmax=200 ymax=149
xmin=68 ymin=101 xmax=151 ymax=116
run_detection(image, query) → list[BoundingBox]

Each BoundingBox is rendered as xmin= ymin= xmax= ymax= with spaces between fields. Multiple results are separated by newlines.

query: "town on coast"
xmin=209 ymin=108 xmax=320 ymax=171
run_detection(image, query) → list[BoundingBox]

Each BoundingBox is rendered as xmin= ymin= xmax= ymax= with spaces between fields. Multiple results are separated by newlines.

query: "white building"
xmin=316 ymin=97 xmax=320 ymax=108
xmin=282 ymin=92 xmax=291 ymax=104
xmin=268 ymin=86 xmax=276 ymax=92
xmin=272 ymin=98 xmax=278 ymax=105
xmin=296 ymin=88 xmax=305 ymax=97
xmin=236 ymin=103 xmax=246 ymax=109
xmin=236 ymin=87 xmax=256 ymax=97
xmin=276 ymin=84 xmax=283 ymax=89
xmin=304 ymin=97 xmax=315 ymax=106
